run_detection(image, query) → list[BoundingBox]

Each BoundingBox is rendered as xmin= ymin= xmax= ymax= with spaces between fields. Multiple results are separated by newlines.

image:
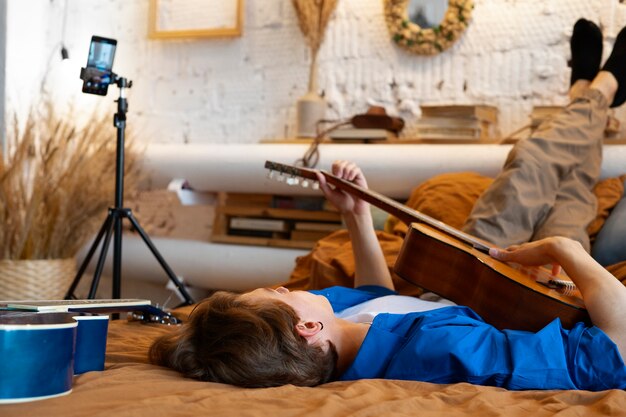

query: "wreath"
xmin=383 ymin=0 xmax=474 ymax=55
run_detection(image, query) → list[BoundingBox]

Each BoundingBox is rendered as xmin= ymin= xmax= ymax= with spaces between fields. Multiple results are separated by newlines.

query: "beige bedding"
xmin=3 ymin=313 xmax=625 ymax=417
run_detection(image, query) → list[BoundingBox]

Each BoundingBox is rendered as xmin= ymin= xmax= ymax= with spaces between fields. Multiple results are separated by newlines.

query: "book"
xmin=415 ymin=122 xmax=497 ymax=141
xmin=271 ymin=195 xmax=327 ymax=211
xmin=416 ymin=126 xmax=482 ymax=139
xmin=420 ymin=105 xmax=499 ymax=124
xmin=417 ymin=116 xmax=487 ymax=129
xmin=329 ymin=128 xmax=397 ymax=141
xmin=227 ymin=229 xmax=276 ymax=238
xmin=229 ymin=217 xmax=289 ymax=232
xmin=294 ymin=221 xmax=342 ymax=232
xmin=290 ymin=229 xmax=333 ymax=242
xmin=219 ymin=193 xmax=274 ymax=207
xmin=417 ymin=105 xmax=500 ymax=141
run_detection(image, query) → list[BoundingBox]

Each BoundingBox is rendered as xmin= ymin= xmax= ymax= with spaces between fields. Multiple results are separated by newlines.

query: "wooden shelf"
xmin=211 ymin=193 xmax=342 ymax=249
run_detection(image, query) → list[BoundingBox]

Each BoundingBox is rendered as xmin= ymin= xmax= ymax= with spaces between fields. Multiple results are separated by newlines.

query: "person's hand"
xmin=316 ymin=160 xmax=370 ymax=216
xmin=488 ymin=237 xmax=573 ymax=276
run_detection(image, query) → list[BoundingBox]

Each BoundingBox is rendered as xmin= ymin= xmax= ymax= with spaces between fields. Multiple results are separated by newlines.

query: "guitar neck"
xmin=264 ymin=161 xmax=490 ymax=252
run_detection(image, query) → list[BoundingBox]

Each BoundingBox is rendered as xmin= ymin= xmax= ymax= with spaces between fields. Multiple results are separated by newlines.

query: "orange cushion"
xmin=385 ymin=172 xmax=492 ymax=238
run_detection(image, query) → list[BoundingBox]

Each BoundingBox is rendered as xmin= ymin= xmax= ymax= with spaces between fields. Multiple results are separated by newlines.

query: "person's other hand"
xmin=316 ymin=160 xmax=369 ymax=216
xmin=488 ymin=237 xmax=574 ymax=276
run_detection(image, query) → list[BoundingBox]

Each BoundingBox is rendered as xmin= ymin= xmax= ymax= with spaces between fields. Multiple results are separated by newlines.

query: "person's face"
xmin=240 ymin=287 xmax=334 ymax=323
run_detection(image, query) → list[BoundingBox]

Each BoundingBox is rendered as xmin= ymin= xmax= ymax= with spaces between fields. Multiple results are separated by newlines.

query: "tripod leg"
xmin=125 ymin=211 xmax=195 ymax=305
xmin=112 ymin=214 xmax=124 ymax=299
xmin=88 ymin=213 xmax=117 ymax=299
xmin=65 ymin=213 xmax=115 ymax=299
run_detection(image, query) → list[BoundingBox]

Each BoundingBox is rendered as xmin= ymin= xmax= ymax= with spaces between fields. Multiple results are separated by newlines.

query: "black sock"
xmin=602 ymin=26 xmax=626 ymax=107
xmin=570 ymin=18 xmax=603 ymax=86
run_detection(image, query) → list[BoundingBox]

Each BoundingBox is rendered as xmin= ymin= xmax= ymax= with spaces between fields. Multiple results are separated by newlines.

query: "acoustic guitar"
xmin=265 ymin=160 xmax=589 ymax=332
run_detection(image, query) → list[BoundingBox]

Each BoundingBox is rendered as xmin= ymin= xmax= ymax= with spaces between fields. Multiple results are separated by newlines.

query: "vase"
xmin=296 ymin=91 xmax=326 ymax=138
xmin=296 ymin=52 xmax=326 ymax=138
xmin=0 ymin=258 xmax=77 ymax=300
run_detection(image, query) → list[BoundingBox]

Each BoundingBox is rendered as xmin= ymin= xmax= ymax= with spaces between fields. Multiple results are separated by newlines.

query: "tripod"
xmin=65 ymin=75 xmax=194 ymax=305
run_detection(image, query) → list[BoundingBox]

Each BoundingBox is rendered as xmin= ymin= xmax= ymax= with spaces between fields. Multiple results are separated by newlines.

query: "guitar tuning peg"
xmin=266 ymin=170 xmax=275 ymax=179
xmin=312 ymin=181 xmax=320 ymax=190
xmin=286 ymin=176 xmax=300 ymax=186
xmin=301 ymin=180 xmax=309 ymax=188
xmin=276 ymin=172 xmax=285 ymax=182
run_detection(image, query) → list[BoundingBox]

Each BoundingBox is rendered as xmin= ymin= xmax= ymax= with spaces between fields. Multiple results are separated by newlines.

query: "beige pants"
xmin=462 ymin=89 xmax=608 ymax=252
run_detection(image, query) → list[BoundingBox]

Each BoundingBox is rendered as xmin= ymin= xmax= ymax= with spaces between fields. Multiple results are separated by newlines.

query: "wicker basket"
xmin=0 ymin=258 xmax=77 ymax=300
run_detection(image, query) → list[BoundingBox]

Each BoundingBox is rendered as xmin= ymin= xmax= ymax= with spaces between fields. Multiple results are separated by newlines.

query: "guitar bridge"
xmin=511 ymin=263 xmax=578 ymax=295
xmin=547 ymin=279 xmax=577 ymax=293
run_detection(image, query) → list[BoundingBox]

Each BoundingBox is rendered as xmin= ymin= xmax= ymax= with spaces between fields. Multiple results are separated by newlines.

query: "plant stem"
xmin=308 ymin=49 xmax=318 ymax=94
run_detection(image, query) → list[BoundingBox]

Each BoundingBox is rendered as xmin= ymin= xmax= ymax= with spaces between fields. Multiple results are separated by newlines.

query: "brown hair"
xmin=149 ymin=291 xmax=337 ymax=388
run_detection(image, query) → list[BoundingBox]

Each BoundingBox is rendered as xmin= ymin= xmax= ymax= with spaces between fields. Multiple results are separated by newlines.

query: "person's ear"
xmin=295 ymin=321 xmax=323 ymax=338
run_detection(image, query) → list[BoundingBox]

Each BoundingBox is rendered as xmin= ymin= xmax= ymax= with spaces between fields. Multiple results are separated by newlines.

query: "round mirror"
xmin=384 ymin=0 xmax=474 ymax=55
xmin=407 ymin=0 xmax=448 ymax=29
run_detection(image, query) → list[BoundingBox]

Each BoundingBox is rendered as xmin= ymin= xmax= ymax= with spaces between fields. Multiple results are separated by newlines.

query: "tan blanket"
xmin=3 ymin=315 xmax=625 ymax=417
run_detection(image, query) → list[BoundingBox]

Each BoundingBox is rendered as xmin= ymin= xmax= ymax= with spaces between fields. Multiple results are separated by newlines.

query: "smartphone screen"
xmin=82 ymin=36 xmax=117 ymax=96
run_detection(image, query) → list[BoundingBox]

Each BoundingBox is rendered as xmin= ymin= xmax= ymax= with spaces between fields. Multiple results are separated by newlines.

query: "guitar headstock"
xmin=264 ymin=161 xmax=320 ymax=189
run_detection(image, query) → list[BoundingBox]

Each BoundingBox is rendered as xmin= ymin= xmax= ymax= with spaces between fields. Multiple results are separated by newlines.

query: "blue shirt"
xmin=310 ymin=286 xmax=626 ymax=391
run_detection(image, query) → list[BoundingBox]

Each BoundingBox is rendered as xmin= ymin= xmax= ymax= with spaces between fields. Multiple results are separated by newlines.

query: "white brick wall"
xmin=5 ymin=0 xmax=625 ymax=144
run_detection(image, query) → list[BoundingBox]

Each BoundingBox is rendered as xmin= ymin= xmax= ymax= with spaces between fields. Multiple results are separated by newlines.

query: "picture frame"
xmin=148 ymin=0 xmax=243 ymax=39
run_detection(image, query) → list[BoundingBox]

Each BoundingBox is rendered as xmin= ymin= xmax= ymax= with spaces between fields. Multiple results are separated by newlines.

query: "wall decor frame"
xmin=148 ymin=0 xmax=243 ymax=39
xmin=384 ymin=0 xmax=473 ymax=55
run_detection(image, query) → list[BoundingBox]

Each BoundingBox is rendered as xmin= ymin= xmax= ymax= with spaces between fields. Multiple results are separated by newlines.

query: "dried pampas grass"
xmin=0 ymin=102 xmax=141 ymax=260
xmin=292 ymin=0 xmax=338 ymax=91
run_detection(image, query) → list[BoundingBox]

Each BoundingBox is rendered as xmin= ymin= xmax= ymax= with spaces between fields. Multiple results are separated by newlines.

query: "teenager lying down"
xmin=149 ymin=161 xmax=626 ymax=390
xmin=149 ymin=20 xmax=626 ymax=390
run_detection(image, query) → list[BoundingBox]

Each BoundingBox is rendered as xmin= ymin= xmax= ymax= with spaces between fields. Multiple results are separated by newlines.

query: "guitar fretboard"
xmin=265 ymin=160 xmax=490 ymax=252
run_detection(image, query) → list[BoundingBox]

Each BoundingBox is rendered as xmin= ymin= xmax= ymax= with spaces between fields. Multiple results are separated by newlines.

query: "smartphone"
xmin=81 ymin=36 xmax=117 ymax=96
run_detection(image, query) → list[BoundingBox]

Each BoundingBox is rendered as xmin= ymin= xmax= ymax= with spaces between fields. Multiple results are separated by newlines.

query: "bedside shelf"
xmin=211 ymin=193 xmax=342 ymax=249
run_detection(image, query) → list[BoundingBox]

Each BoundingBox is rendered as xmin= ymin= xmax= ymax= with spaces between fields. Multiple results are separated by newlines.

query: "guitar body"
xmin=394 ymin=223 xmax=589 ymax=331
